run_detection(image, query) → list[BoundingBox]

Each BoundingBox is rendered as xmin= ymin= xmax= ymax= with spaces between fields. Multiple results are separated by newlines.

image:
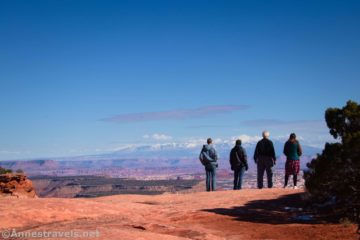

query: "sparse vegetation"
xmin=16 ymin=169 xmax=24 ymax=174
xmin=305 ymin=100 xmax=360 ymax=227
xmin=0 ymin=166 xmax=13 ymax=174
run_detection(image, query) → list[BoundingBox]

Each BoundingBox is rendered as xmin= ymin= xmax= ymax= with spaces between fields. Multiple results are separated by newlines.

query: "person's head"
xmin=262 ymin=130 xmax=270 ymax=139
xmin=235 ymin=139 xmax=242 ymax=146
xmin=289 ymin=133 xmax=296 ymax=140
xmin=207 ymin=138 xmax=213 ymax=144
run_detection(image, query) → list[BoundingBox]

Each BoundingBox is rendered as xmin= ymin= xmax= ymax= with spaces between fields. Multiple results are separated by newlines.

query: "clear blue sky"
xmin=1 ymin=0 xmax=359 ymax=160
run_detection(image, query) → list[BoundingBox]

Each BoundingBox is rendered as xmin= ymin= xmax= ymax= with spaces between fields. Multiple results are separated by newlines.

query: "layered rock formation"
xmin=0 ymin=174 xmax=37 ymax=198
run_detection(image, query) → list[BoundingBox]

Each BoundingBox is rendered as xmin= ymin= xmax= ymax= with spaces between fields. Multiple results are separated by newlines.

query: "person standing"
xmin=229 ymin=139 xmax=248 ymax=190
xmin=283 ymin=133 xmax=302 ymax=189
xmin=254 ymin=131 xmax=276 ymax=189
xmin=199 ymin=138 xmax=218 ymax=191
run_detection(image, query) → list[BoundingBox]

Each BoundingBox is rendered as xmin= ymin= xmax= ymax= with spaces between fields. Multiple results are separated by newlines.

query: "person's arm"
xmin=283 ymin=142 xmax=287 ymax=156
xmin=270 ymin=141 xmax=276 ymax=163
xmin=212 ymin=147 xmax=218 ymax=162
xmin=229 ymin=151 xmax=232 ymax=166
xmin=242 ymin=148 xmax=249 ymax=170
xmin=297 ymin=141 xmax=303 ymax=156
xmin=202 ymin=151 xmax=214 ymax=162
xmin=253 ymin=143 xmax=259 ymax=163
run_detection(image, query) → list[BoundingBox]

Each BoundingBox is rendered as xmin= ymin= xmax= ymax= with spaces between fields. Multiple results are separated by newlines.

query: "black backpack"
xmin=230 ymin=147 xmax=244 ymax=170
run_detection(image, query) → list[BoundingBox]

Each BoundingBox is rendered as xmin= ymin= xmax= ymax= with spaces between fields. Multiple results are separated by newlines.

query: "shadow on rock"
xmin=202 ymin=192 xmax=338 ymax=225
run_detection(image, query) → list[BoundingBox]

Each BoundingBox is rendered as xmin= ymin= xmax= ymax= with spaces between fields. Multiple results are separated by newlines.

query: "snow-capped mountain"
xmin=107 ymin=140 xmax=322 ymax=160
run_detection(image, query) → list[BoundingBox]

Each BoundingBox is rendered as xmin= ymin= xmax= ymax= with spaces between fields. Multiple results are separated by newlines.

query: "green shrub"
xmin=15 ymin=169 xmax=24 ymax=174
xmin=305 ymin=100 xmax=360 ymax=225
xmin=0 ymin=167 xmax=13 ymax=174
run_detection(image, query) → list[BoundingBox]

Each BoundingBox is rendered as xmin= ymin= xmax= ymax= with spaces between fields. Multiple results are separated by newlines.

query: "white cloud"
xmin=231 ymin=134 xmax=261 ymax=144
xmin=153 ymin=133 xmax=172 ymax=140
xmin=102 ymin=105 xmax=249 ymax=123
xmin=111 ymin=144 xmax=139 ymax=152
xmin=212 ymin=138 xmax=223 ymax=144
xmin=0 ymin=150 xmax=22 ymax=155
xmin=143 ymin=133 xmax=173 ymax=141
xmin=181 ymin=135 xmax=261 ymax=148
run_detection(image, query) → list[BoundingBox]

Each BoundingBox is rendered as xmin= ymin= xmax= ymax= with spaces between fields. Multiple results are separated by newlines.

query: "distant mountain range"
xmin=0 ymin=140 xmax=322 ymax=176
xmin=98 ymin=140 xmax=321 ymax=169
xmin=100 ymin=140 xmax=322 ymax=160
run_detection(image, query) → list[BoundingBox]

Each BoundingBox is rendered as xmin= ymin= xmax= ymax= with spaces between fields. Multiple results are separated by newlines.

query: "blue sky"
xmin=0 ymin=0 xmax=359 ymax=160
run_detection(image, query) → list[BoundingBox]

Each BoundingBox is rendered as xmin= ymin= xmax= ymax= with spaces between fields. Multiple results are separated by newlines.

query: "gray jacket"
xmin=201 ymin=144 xmax=218 ymax=167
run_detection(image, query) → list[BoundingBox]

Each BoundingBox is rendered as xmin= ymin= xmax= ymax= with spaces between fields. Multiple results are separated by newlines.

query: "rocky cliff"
xmin=0 ymin=174 xmax=37 ymax=198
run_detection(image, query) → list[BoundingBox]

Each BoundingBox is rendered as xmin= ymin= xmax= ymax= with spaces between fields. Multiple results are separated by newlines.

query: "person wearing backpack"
xmin=199 ymin=138 xmax=218 ymax=191
xmin=229 ymin=139 xmax=248 ymax=190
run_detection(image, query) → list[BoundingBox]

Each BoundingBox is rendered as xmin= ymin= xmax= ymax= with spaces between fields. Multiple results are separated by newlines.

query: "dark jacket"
xmin=230 ymin=145 xmax=248 ymax=170
xmin=253 ymin=138 xmax=276 ymax=162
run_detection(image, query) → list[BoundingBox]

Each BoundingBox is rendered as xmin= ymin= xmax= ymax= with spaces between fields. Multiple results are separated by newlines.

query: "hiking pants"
xmin=205 ymin=164 xmax=216 ymax=191
xmin=233 ymin=167 xmax=245 ymax=190
xmin=257 ymin=156 xmax=274 ymax=189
